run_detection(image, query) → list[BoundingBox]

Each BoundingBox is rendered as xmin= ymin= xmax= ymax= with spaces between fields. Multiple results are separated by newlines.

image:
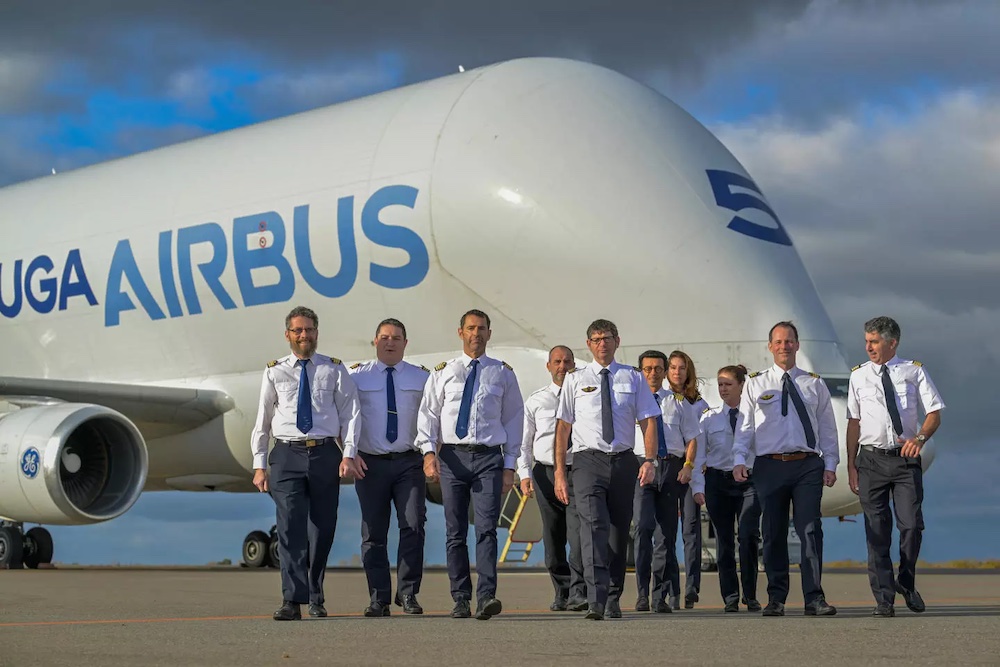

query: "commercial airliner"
xmin=0 ymin=57 xmax=935 ymax=569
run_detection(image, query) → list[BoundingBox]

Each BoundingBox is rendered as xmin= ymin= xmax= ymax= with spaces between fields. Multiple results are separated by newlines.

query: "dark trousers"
xmin=574 ymin=450 xmax=639 ymax=607
xmin=680 ymin=485 xmax=702 ymax=598
xmin=857 ymin=448 xmax=924 ymax=604
xmin=753 ymin=455 xmax=825 ymax=605
xmin=438 ymin=446 xmax=503 ymax=603
xmin=533 ymin=463 xmax=586 ymax=602
xmin=354 ymin=451 xmax=426 ymax=605
xmin=633 ymin=456 xmax=684 ymax=603
xmin=268 ymin=442 xmax=341 ymax=605
xmin=704 ymin=468 xmax=761 ymax=604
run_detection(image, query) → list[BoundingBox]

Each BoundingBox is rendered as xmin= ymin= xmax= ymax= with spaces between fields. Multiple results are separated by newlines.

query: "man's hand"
xmin=340 ymin=455 xmax=367 ymax=479
xmin=733 ymin=465 xmax=748 ymax=483
xmin=638 ymin=461 xmax=655 ymax=486
xmin=693 ymin=492 xmax=706 ymax=506
xmin=423 ymin=453 xmax=440 ymax=482
xmin=898 ymin=436 xmax=924 ymax=459
xmin=848 ymin=463 xmax=859 ymax=495
xmin=823 ymin=470 xmax=837 ymax=487
xmin=502 ymin=469 xmax=515 ymax=494
xmin=554 ymin=471 xmax=569 ymax=505
xmin=253 ymin=468 xmax=269 ymax=493
xmin=678 ymin=464 xmax=693 ymax=485
xmin=520 ymin=478 xmax=534 ymax=498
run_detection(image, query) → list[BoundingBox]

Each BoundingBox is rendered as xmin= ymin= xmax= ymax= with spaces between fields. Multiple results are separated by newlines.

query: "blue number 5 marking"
xmin=706 ymin=169 xmax=792 ymax=246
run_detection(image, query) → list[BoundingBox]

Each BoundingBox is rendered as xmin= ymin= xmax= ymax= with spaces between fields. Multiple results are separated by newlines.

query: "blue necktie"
xmin=600 ymin=368 xmax=615 ymax=444
xmin=653 ymin=393 xmax=668 ymax=457
xmin=455 ymin=359 xmax=479 ymax=439
xmin=881 ymin=366 xmax=903 ymax=437
xmin=782 ymin=372 xmax=816 ymax=449
xmin=386 ymin=366 xmax=398 ymax=443
xmin=296 ymin=359 xmax=313 ymax=434
xmin=729 ymin=407 xmax=739 ymax=434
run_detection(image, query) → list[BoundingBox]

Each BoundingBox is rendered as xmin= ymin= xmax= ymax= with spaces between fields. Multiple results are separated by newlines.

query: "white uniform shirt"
xmin=632 ymin=388 xmax=702 ymax=457
xmin=557 ymin=360 xmax=661 ymax=454
xmin=690 ymin=404 xmax=753 ymax=495
xmin=516 ymin=383 xmax=574 ymax=480
xmin=733 ymin=364 xmax=839 ymax=472
xmin=847 ymin=356 xmax=945 ymax=449
xmin=348 ymin=359 xmax=430 ymax=458
xmin=250 ymin=353 xmax=361 ymax=469
xmin=415 ymin=353 xmax=524 ymax=469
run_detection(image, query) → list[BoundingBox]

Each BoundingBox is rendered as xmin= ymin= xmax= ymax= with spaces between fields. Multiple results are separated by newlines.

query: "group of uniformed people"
xmin=251 ymin=307 xmax=944 ymax=621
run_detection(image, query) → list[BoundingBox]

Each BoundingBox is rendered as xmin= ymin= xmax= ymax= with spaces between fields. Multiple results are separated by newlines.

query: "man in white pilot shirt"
xmin=517 ymin=345 xmax=588 ymax=612
xmin=846 ymin=316 xmax=944 ymax=617
xmin=732 ymin=321 xmax=838 ymax=617
xmin=342 ymin=318 xmax=431 ymax=618
xmin=416 ymin=309 xmax=524 ymax=621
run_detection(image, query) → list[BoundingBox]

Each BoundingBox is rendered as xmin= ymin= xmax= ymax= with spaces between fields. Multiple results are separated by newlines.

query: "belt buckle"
xmin=306 ymin=439 xmax=318 ymax=448
xmin=780 ymin=453 xmax=795 ymax=462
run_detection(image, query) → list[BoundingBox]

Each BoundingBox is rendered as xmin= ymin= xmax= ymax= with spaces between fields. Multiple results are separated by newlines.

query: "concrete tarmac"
xmin=2 ymin=568 xmax=999 ymax=666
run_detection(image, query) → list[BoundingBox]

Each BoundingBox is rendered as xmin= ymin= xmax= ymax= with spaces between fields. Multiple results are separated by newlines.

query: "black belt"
xmin=363 ymin=450 xmax=420 ymax=460
xmin=442 ymin=443 xmax=497 ymax=453
xmin=540 ymin=463 xmax=573 ymax=471
xmin=861 ymin=445 xmax=902 ymax=456
xmin=708 ymin=467 xmax=750 ymax=479
xmin=761 ymin=451 xmax=817 ymax=461
xmin=581 ymin=449 xmax=632 ymax=457
xmin=276 ymin=437 xmax=336 ymax=448
xmin=636 ymin=453 xmax=684 ymax=461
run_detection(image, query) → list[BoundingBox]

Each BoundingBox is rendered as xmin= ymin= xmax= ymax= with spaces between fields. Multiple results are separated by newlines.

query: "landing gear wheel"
xmin=242 ymin=530 xmax=270 ymax=568
xmin=268 ymin=532 xmax=280 ymax=569
xmin=0 ymin=526 xmax=24 ymax=570
xmin=23 ymin=527 xmax=54 ymax=569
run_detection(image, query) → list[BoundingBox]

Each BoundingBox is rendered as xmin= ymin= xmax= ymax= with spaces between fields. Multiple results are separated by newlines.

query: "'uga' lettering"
xmin=706 ymin=169 xmax=792 ymax=247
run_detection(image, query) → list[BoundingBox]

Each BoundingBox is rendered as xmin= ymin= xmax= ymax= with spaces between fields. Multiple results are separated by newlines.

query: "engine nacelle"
xmin=0 ymin=404 xmax=147 ymax=524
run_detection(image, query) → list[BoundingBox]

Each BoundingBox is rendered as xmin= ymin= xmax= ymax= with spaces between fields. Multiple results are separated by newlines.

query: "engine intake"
xmin=0 ymin=404 xmax=148 ymax=524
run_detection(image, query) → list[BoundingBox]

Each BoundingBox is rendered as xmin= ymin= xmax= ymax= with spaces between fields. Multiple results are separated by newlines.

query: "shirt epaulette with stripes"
xmin=911 ymin=360 xmax=923 ymax=367
xmin=673 ymin=392 xmax=684 ymax=401
xmin=330 ymin=357 xmax=342 ymax=365
xmin=502 ymin=361 xmax=514 ymax=371
xmin=749 ymin=371 xmax=763 ymax=378
xmin=434 ymin=361 xmax=448 ymax=371
xmin=568 ymin=367 xmax=578 ymax=373
xmin=350 ymin=362 xmax=361 ymax=369
xmin=851 ymin=364 xmax=862 ymax=371
xmin=267 ymin=360 xmax=278 ymax=368
xmin=702 ymin=407 xmax=711 ymax=414
xmin=808 ymin=371 xmax=820 ymax=378
xmin=419 ymin=364 xmax=430 ymax=372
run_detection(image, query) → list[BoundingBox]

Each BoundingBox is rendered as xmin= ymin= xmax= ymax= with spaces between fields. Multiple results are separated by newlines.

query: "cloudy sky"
xmin=2 ymin=0 xmax=997 ymax=565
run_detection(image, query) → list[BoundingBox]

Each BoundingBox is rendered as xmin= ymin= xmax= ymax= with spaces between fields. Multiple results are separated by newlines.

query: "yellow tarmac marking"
xmin=2 ymin=598 xmax=998 ymax=628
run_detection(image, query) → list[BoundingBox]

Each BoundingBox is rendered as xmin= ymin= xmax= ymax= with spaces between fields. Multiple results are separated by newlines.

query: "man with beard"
xmin=251 ymin=306 xmax=361 ymax=621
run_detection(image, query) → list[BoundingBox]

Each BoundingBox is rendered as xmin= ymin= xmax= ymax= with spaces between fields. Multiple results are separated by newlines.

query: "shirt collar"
xmin=462 ymin=352 xmax=490 ymax=367
xmin=771 ymin=363 xmax=800 ymax=377
xmin=588 ymin=359 xmax=618 ymax=374
xmin=877 ymin=355 xmax=901 ymax=374
xmin=548 ymin=382 xmax=561 ymax=396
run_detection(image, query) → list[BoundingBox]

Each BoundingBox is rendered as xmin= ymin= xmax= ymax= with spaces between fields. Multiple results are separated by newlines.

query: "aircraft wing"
xmin=0 ymin=376 xmax=235 ymax=439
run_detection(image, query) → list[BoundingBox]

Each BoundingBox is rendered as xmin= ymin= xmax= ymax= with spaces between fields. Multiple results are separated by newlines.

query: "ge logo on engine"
xmin=20 ymin=447 xmax=41 ymax=479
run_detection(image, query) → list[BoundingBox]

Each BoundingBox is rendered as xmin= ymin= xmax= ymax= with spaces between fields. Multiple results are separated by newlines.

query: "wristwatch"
xmin=915 ymin=434 xmax=927 ymax=444
xmin=644 ymin=458 xmax=659 ymax=468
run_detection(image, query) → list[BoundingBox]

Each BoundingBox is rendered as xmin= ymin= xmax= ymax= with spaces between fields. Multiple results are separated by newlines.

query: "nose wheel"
xmin=242 ymin=526 xmax=280 ymax=568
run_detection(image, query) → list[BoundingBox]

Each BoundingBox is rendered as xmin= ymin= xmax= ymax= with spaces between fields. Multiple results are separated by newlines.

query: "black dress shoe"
xmin=550 ymin=597 xmax=568 ymax=611
xmin=394 ymin=593 xmax=423 ymax=615
xmin=476 ymin=597 xmax=503 ymax=620
xmin=363 ymin=601 xmax=391 ymax=617
xmin=566 ymin=598 xmax=590 ymax=612
xmin=684 ymin=593 xmax=699 ymax=609
xmin=653 ymin=600 xmax=672 ymax=613
xmin=804 ymin=597 xmax=837 ymax=616
xmin=895 ymin=583 xmax=926 ymax=613
xmin=635 ymin=597 xmax=650 ymax=612
xmin=451 ymin=599 xmax=472 ymax=618
xmin=607 ymin=599 xmax=622 ymax=618
xmin=585 ymin=603 xmax=605 ymax=620
xmin=762 ymin=601 xmax=785 ymax=617
xmin=724 ymin=600 xmax=740 ymax=613
xmin=745 ymin=599 xmax=762 ymax=612
xmin=273 ymin=602 xmax=301 ymax=621
xmin=668 ymin=595 xmax=680 ymax=610
xmin=308 ymin=603 xmax=327 ymax=618
xmin=872 ymin=603 xmax=895 ymax=617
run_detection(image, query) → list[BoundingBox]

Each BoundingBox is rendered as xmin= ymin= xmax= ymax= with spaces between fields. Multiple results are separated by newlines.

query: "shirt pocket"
xmin=612 ymin=383 xmax=634 ymax=408
xmin=756 ymin=392 xmax=781 ymax=413
xmin=575 ymin=385 xmax=602 ymax=416
xmin=314 ymin=378 xmax=337 ymax=405
xmin=893 ymin=380 xmax=914 ymax=410
xmin=273 ymin=380 xmax=298 ymax=404
xmin=480 ymin=382 xmax=505 ymax=421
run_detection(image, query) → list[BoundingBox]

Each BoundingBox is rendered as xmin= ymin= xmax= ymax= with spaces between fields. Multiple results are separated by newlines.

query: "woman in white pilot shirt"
xmin=691 ymin=364 xmax=762 ymax=612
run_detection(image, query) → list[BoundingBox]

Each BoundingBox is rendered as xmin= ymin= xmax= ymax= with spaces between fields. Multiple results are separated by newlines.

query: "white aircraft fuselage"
xmin=1 ymin=58 xmax=927 ymax=541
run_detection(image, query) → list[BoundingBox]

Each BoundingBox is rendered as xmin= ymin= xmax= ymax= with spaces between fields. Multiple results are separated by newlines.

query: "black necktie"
xmin=782 ymin=372 xmax=816 ymax=449
xmin=729 ymin=407 xmax=738 ymax=434
xmin=600 ymin=368 xmax=615 ymax=444
xmin=881 ymin=366 xmax=903 ymax=437
xmin=296 ymin=359 xmax=312 ymax=434
xmin=653 ymin=394 xmax=668 ymax=457
xmin=455 ymin=359 xmax=479 ymax=439
xmin=386 ymin=366 xmax=398 ymax=443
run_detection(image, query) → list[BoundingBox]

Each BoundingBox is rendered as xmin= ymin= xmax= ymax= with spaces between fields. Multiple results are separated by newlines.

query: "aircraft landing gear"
xmin=242 ymin=526 xmax=280 ymax=568
xmin=0 ymin=522 xmax=54 ymax=569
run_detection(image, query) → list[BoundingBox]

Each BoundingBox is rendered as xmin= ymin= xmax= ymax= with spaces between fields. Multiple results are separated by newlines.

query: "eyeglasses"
xmin=588 ymin=336 xmax=616 ymax=345
xmin=640 ymin=366 xmax=665 ymax=374
xmin=288 ymin=327 xmax=318 ymax=336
